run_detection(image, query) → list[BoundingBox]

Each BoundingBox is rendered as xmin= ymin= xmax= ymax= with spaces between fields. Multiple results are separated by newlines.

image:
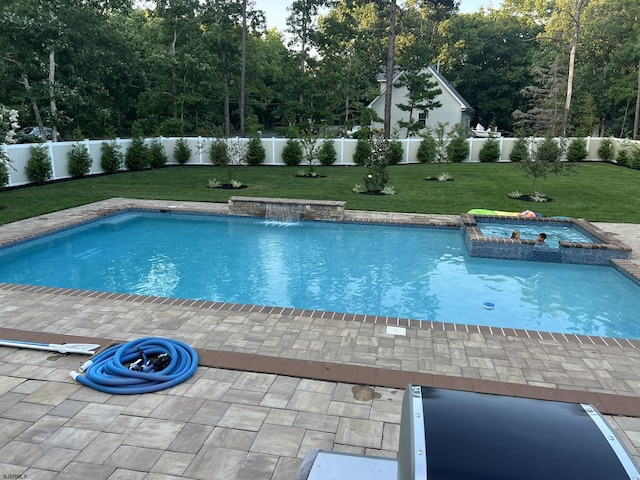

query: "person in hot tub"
xmin=535 ymin=233 xmax=548 ymax=245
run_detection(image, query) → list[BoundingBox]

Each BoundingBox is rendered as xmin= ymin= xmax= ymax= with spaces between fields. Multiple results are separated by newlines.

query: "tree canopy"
xmin=1 ymin=0 xmax=639 ymax=139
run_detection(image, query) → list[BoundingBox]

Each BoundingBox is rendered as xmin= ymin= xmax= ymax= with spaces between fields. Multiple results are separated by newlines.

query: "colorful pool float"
xmin=467 ymin=209 xmax=538 ymax=218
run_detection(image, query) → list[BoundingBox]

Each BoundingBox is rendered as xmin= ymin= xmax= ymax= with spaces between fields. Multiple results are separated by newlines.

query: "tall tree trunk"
xmin=563 ymin=0 xmax=588 ymax=137
xmin=21 ymin=73 xmax=45 ymax=132
xmin=240 ymin=0 xmax=247 ymax=137
xmin=383 ymin=0 xmax=397 ymax=139
xmin=222 ymin=51 xmax=231 ymax=137
xmin=634 ymin=60 xmax=640 ymax=140
xmin=170 ymin=20 xmax=178 ymax=119
xmin=48 ymin=47 xmax=59 ymax=141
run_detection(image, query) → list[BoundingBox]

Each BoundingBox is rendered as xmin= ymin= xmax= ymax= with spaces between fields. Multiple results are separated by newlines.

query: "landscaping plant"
xmin=100 ymin=140 xmax=124 ymax=174
xmin=148 ymin=139 xmax=168 ymax=169
xmin=245 ymin=136 xmax=266 ymax=166
xmin=68 ymin=143 xmax=93 ymax=177
xmin=173 ymin=138 xmax=192 ymax=165
xmin=26 ymin=145 xmax=53 ymax=184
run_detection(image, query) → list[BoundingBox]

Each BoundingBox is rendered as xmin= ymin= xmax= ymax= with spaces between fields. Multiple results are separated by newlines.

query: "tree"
xmin=437 ymin=11 xmax=541 ymax=132
xmin=517 ymin=136 xmax=572 ymax=193
xmin=383 ymin=0 xmax=397 ymax=139
xmin=513 ymin=59 xmax=567 ymax=136
xmin=394 ymin=70 xmax=442 ymax=137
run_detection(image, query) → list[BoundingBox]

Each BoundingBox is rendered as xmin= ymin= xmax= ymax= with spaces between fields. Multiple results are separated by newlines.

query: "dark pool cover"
xmin=420 ymin=387 xmax=635 ymax=480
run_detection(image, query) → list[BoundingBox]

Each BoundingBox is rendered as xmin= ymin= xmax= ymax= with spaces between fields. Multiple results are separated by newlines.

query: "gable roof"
xmin=368 ymin=65 xmax=475 ymax=114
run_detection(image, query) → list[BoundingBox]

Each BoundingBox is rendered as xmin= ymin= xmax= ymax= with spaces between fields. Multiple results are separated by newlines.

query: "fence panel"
xmin=0 ymin=136 xmax=627 ymax=187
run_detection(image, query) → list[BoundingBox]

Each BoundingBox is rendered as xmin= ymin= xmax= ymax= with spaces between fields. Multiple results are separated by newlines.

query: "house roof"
xmin=368 ymin=65 xmax=475 ymax=114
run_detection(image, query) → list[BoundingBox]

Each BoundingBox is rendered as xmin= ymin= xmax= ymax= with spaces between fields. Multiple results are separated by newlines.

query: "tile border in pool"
xmin=461 ymin=213 xmax=633 ymax=264
xmin=1 ymin=198 xmax=639 ymax=346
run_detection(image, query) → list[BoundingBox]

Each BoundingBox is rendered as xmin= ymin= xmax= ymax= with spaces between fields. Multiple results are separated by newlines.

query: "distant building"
xmin=368 ymin=66 xmax=475 ymax=137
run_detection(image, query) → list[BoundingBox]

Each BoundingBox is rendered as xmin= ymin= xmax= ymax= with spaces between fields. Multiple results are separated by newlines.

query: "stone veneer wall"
xmin=228 ymin=196 xmax=346 ymax=221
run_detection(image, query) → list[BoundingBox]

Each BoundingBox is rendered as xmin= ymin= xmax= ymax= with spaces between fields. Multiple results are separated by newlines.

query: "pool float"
xmin=494 ymin=210 xmax=520 ymax=217
xmin=467 ymin=209 xmax=496 ymax=215
xmin=518 ymin=210 xmax=536 ymax=218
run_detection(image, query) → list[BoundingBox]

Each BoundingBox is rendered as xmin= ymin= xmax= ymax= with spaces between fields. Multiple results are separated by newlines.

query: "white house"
xmin=368 ymin=66 xmax=475 ymax=138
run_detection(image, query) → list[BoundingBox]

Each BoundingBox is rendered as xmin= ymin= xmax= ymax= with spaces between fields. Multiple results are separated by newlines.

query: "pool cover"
xmin=410 ymin=387 xmax=640 ymax=480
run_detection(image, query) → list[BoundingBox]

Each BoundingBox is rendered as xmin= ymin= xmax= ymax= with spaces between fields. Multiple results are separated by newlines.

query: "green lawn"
xmin=1 ymin=162 xmax=639 ymax=225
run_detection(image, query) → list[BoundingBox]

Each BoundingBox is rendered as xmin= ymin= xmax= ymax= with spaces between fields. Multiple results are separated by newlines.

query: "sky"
xmin=254 ymin=1 xmax=504 ymax=32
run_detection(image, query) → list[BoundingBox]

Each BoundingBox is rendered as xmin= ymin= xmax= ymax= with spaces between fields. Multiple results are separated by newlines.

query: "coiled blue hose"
xmin=70 ymin=337 xmax=199 ymax=394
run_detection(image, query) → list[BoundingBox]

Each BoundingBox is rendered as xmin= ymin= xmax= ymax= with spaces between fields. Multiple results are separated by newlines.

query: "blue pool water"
xmin=478 ymin=222 xmax=596 ymax=245
xmin=1 ymin=211 xmax=639 ymax=339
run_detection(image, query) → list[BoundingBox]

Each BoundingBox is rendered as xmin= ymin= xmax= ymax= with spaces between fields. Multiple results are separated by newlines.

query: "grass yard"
xmin=1 ymin=162 xmax=639 ymax=225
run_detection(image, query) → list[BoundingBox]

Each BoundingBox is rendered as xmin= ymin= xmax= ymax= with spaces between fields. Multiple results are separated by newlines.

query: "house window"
xmin=418 ymin=112 xmax=427 ymax=125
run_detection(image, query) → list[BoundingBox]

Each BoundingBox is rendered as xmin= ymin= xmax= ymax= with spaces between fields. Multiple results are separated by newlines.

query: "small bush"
xmin=282 ymin=138 xmax=303 ymax=166
xmin=148 ymin=139 xmax=168 ymax=169
xmin=209 ymin=138 xmax=230 ymax=166
xmin=597 ymin=137 xmax=614 ymax=161
xmin=566 ymin=137 xmax=588 ymax=162
xmin=100 ymin=141 xmax=123 ymax=174
xmin=536 ymin=137 xmax=562 ymax=163
xmin=125 ymin=137 xmax=150 ymax=171
xmin=173 ymin=138 xmax=192 ymax=165
xmin=630 ymin=145 xmax=640 ymax=170
xmin=615 ymin=141 xmax=632 ymax=167
xmin=245 ymin=137 xmax=266 ymax=166
xmin=385 ymin=139 xmax=403 ymax=165
xmin=0 ymin=160 xmax=9 ymax=188
xmin=353 ymin=137 xmax=372 ymax=165
xmin=509 ymin=137 xmax=530 ymax=163
xmin=26 ymin=145 xmax=52 ymax=184
xmin=478 ymin=137 xmax=500 ymax=163
xmin=317 ymin=139 xmax=337 ymax=166
xmin=417 ymin=135 xmax=436 ymax=163
xmin=446 ymin=133 xmax=469 ymax=163
xmin=67 ymin=143 xmax=93 ymax=177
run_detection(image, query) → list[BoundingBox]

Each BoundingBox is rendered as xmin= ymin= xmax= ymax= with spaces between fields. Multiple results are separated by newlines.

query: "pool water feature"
xmin=1 ymin=211 xmax=640 ymax=339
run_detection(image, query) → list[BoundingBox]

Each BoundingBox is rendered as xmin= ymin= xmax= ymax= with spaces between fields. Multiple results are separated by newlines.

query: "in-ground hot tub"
xmin=461 ymin=213 xmax=632 ymax=265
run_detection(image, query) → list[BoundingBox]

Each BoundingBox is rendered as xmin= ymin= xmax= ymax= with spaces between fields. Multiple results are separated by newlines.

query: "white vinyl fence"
xmin=0 ymin=135 xmax=628 ymax=187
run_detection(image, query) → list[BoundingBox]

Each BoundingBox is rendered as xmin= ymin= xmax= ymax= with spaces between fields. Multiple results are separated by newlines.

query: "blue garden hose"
xmin=70 ymin=337 xmax=199 ymax=394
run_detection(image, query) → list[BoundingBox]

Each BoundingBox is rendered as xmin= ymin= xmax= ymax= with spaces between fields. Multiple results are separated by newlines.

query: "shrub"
xmin=26 ymin=145 xmax=52 ymax=184
xmin=0 ymin=160 xmax=8 ymax=188
xmin=173 ymin=138 xmax=192 ymax=165
xmin=353 ymin=137 xmax=372 ymax=165
xmin=630 ymin=145 xmax=640 ymax=170
xmin=385 ymin=139 xmax=403 ymax=165
xmin=101 ymin=140 xmax=123 ymax=174
xmin=148 ymin=139 xmax=168 ymax=169
xmin=363 ymin=132 xmax=389 ymax=192
xmin=317 ymin=139 xmax=337 ymax=166
xmin=446 ymin=128 xmax=469 ymax=163
xmin=416 ymin=135 xmax=436 ymax=163
xmin=536 ymin=137 xmax=562 ymax=163
xmin=125 ymin=137 xmax=150 ymax=171
xmin=282 ymin=138 xmax=303 ymax=166
xmin=615 ymin=140 xmax=632 ymax=167
xmin=566 ymin=137 xmax=588 ymax=162
xmin=597 ymin=137 xmax=614 ymax=161
xmin=509 ymin=137 xmax=530 ymax=163
xmin=478 ymin=137 xmax=500 ymax=163
xmin=245 ymin=137 xmax=266 ymax=166
xmin=67 ymin=143 xmax=93 ymax=177
xmin=209 ymin=138 xmax=230 ymax=166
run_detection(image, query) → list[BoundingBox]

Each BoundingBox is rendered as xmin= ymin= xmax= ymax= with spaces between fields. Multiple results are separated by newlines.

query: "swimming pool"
xmin=1 ymin=211 xmax=639 ymax=339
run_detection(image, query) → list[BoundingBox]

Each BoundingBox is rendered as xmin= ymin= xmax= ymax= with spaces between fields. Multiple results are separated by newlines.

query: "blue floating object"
xmin=484 ymin=302 xmax=495 ymax=310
